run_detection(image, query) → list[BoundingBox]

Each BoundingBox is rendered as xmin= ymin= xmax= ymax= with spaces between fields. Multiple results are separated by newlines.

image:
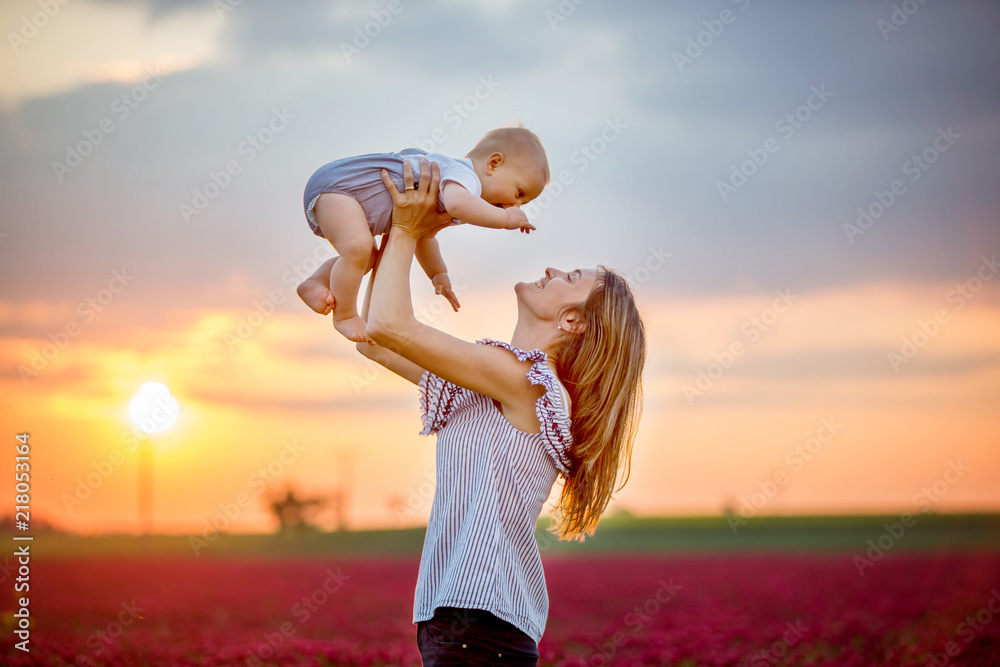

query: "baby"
xmin=298 ymin=127 xmax=549 ymax=342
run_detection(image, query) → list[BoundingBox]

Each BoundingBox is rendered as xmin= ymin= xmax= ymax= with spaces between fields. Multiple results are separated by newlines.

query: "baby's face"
xmin=481 ymin=155 xmax=547 ymax=209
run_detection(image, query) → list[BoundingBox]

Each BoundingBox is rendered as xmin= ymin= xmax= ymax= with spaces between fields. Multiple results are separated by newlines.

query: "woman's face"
xmin=515 ymin=267 xmax=599 ymax=322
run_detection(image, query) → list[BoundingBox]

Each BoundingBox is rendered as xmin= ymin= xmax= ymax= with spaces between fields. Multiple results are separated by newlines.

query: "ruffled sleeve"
xmin=477 ymin=338 xmax=575 ymax=476
xmin=418 ymin=371 xmax=470 ymax=435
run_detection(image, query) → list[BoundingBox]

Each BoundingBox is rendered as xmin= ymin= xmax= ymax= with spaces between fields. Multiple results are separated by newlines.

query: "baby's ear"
xmin=487 ymin=152 xmax=504 ymax=172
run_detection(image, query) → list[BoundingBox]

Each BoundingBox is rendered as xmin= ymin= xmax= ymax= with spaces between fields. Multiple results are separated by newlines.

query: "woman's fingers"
xmin=402 ymin=159 xmax=415 ymax=191
xmin=415 ymin=158 xmax=426 ymax=194
xmin=381 ymin=168 xmax=401 ymax=203
xmin=427 ymin=160 xmax=440 ymax=201
xmin=416 ymin=158 xmax=431 ymax=195
xmin=416 ymin=158 xmax=438 ymax=209
xmin=384 ymin=157 xmax=443 ymax=239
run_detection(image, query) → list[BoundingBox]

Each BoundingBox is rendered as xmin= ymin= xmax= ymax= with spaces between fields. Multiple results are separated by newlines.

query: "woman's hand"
xmin=381 ymin=158 xmax=447 ymax=240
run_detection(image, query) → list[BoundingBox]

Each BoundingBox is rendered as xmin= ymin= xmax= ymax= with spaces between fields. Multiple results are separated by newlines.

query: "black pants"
xmin=417 ymin=606 xmax=539 ymax=666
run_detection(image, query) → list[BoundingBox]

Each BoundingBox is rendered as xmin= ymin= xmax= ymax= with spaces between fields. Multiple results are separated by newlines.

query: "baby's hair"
xmin=467 ymin=126 xmax=550 ymax=184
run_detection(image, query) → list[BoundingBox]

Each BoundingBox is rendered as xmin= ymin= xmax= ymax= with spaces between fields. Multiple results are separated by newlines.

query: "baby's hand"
xmin=432 ymin=273 xmax=461 ymax=312
xmin=504 ymin=207 xmax=535 ymax=234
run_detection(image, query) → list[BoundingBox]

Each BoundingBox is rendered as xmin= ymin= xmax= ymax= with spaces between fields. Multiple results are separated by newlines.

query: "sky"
xmin=0 ymin=0 xmax=998 ymax=537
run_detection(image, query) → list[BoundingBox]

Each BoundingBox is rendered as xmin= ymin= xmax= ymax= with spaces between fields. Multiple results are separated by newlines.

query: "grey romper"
xmin=302 ymin=148 xmax=478 ymax=239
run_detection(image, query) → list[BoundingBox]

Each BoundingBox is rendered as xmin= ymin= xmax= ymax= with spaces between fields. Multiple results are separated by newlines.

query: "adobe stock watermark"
xmin=244 ymin=568 xmax=350 ymax=667
xmin=290 ymin=567 xmax=351 ymax=625
xmin=8 ymin=0 xmax=73 ymax=54
xmin=623 ymin=245 xmax=672 ymax=291
xmin=226 ymin=242 xmax=338 ymax=353
xmin=887 ymin=255 xmax=998 ymax=372
xmin=716 ymin=84 xmax=833 ymax=202
xmin=189 ymin=439 xmax=307 ymax=555
xmin=925 ymin=588 xmax=1000 ymax=667
xmin=843 ymin=126 xmax=960 ymax=244
xmin=545 ymin=0 xmax=590 ymax=30
xmin=727 ymin=417 xmax=843 ymax=534
xmin=588 ymin=578 xmax=682 ymax=666
xmin=682 ymin=288 xmax=798 ymax=404
xmin=213 ymin=0 xmax=242 ymax=20
xmin=750 ymin=620 xmax=809 ymax=667
xmin=877 ymin=0 xmax=930 ymax=41
xmin=223 ymin=289 xmax=287 ymax=353
xmin=392 ymin=471 xmax=435 ymax=523
xmin=280 ymin=242 xmax=337 ymax=291
xmin=352 ymin=278 xmax=468 ymax=393
xmin=60 ymin=418 xmax=169 ymax=515
xmin=340 ymin=0 xmax=409 ymax=63
xmin=853 ymin=459 xmax=969 ymax=576
xmin=521 ymin=117 xmax=628 ymax=222
xmin=73 ymin=600 xmax=145 ymax=666
xmin=672 ymin=0 xmax=751 ymax=73
xmin=51 ymin=65 xmax=166 ymax=182
xmin=179 ymin=106 xmax=295 ymax=223
xmin=413 ymin=75 xmax=502 ymax=154
xmin=18 ymin=267 xmax=134 ymax=384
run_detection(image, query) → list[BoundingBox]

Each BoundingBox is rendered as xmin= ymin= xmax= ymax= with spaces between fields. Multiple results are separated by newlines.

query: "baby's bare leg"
xmin=297 ymin=256 xmax=337 ymax=315
xmin=313 ymin=193 xmax=375 ymax=343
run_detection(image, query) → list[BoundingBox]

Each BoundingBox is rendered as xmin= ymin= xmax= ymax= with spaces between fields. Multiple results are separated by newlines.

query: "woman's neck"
xmin=510 ymin=318 xmax=560 ymax=362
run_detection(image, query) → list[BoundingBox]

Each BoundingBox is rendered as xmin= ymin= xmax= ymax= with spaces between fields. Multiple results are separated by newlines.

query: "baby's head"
xmin=466 ymin=127 xmax=549 ymax=209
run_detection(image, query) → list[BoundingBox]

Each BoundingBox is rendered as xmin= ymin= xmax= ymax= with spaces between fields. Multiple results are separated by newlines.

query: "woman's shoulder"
xmin=475 ymin=338 xmax=546 ymax=363
xmin=419 ymin=340 xmax=547 ymax=435
xmin=475 ymin=338 xmax=568 ymax=408
xmin=418 ymin=369 xmax=477 ymax=435
xmin=478 ymin=339 xmax=575 ymax=474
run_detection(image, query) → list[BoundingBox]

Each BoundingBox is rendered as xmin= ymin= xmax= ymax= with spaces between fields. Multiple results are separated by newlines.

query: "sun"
xmin=129 ymin=382 xmax=179 ymax=434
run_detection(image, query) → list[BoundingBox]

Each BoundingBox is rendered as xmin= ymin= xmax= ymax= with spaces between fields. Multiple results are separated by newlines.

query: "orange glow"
xmin=1 ymin=278 xmax=998 ymax=535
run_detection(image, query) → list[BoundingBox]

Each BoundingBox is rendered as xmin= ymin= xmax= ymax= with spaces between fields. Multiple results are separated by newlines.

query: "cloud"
xmin=0 ymin=0 xmax=998 ymax=311
xmin=1 ymin=0 xmax=222 ymax=107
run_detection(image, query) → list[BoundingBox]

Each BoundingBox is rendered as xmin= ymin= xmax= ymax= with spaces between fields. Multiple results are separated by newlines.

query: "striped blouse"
xmin=412 ymin=338 xmax=575 ymax=644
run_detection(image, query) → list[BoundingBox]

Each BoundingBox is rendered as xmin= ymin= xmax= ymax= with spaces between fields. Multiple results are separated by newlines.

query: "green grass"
xmin=11 ymin=512 xmax=1000 ymax=560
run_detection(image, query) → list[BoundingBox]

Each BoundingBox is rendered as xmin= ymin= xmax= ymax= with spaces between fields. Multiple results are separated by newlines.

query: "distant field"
xmin=9 ymin=513 xmax=1000 ymax=559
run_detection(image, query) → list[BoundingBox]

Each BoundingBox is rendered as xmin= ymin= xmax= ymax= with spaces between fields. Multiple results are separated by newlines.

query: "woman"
xmin=355 ymin=158 xmax=646 ymax=665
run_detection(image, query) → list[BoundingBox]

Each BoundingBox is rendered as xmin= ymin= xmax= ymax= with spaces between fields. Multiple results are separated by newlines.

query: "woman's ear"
xmin=486 ymin=152 xmax=504 ymax=174
xmin=558 ymin=308 xmax=586 ymax=335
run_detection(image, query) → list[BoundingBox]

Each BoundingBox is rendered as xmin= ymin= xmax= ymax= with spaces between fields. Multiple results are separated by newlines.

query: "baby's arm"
xmin=415 ymin=236 xmax=446 ymax=280
xmin=415 ymin=237 xmax=461 ymax=311
xmin=440 ymin=182 xmax=535 ymax=233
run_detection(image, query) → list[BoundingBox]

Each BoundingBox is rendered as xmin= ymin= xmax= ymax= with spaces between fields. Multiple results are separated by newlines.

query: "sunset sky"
xmin=1 ymin=0 xmax=998 ymax=536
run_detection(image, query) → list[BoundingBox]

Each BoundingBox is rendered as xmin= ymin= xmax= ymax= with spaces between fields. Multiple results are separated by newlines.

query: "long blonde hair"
xmin=550 ymin=268 xmax=646 ymax=542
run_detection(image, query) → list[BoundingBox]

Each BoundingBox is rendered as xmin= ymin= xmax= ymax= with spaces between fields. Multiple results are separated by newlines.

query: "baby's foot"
xmin=333 ymin=315 xmax=371 ymax=343
xmin=297 ymin=279 xmax=334 ymax=315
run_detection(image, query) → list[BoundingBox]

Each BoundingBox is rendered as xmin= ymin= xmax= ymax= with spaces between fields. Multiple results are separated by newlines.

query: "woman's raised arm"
xmin=353 ymin=236 xmax=427 ymax=385
xmin=365 ymin=159 xmax=541 ymax=410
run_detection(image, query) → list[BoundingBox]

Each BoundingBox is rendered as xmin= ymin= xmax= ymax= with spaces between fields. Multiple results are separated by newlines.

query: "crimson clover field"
xmin=2 ymin=517 xmax=998 ymax=666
